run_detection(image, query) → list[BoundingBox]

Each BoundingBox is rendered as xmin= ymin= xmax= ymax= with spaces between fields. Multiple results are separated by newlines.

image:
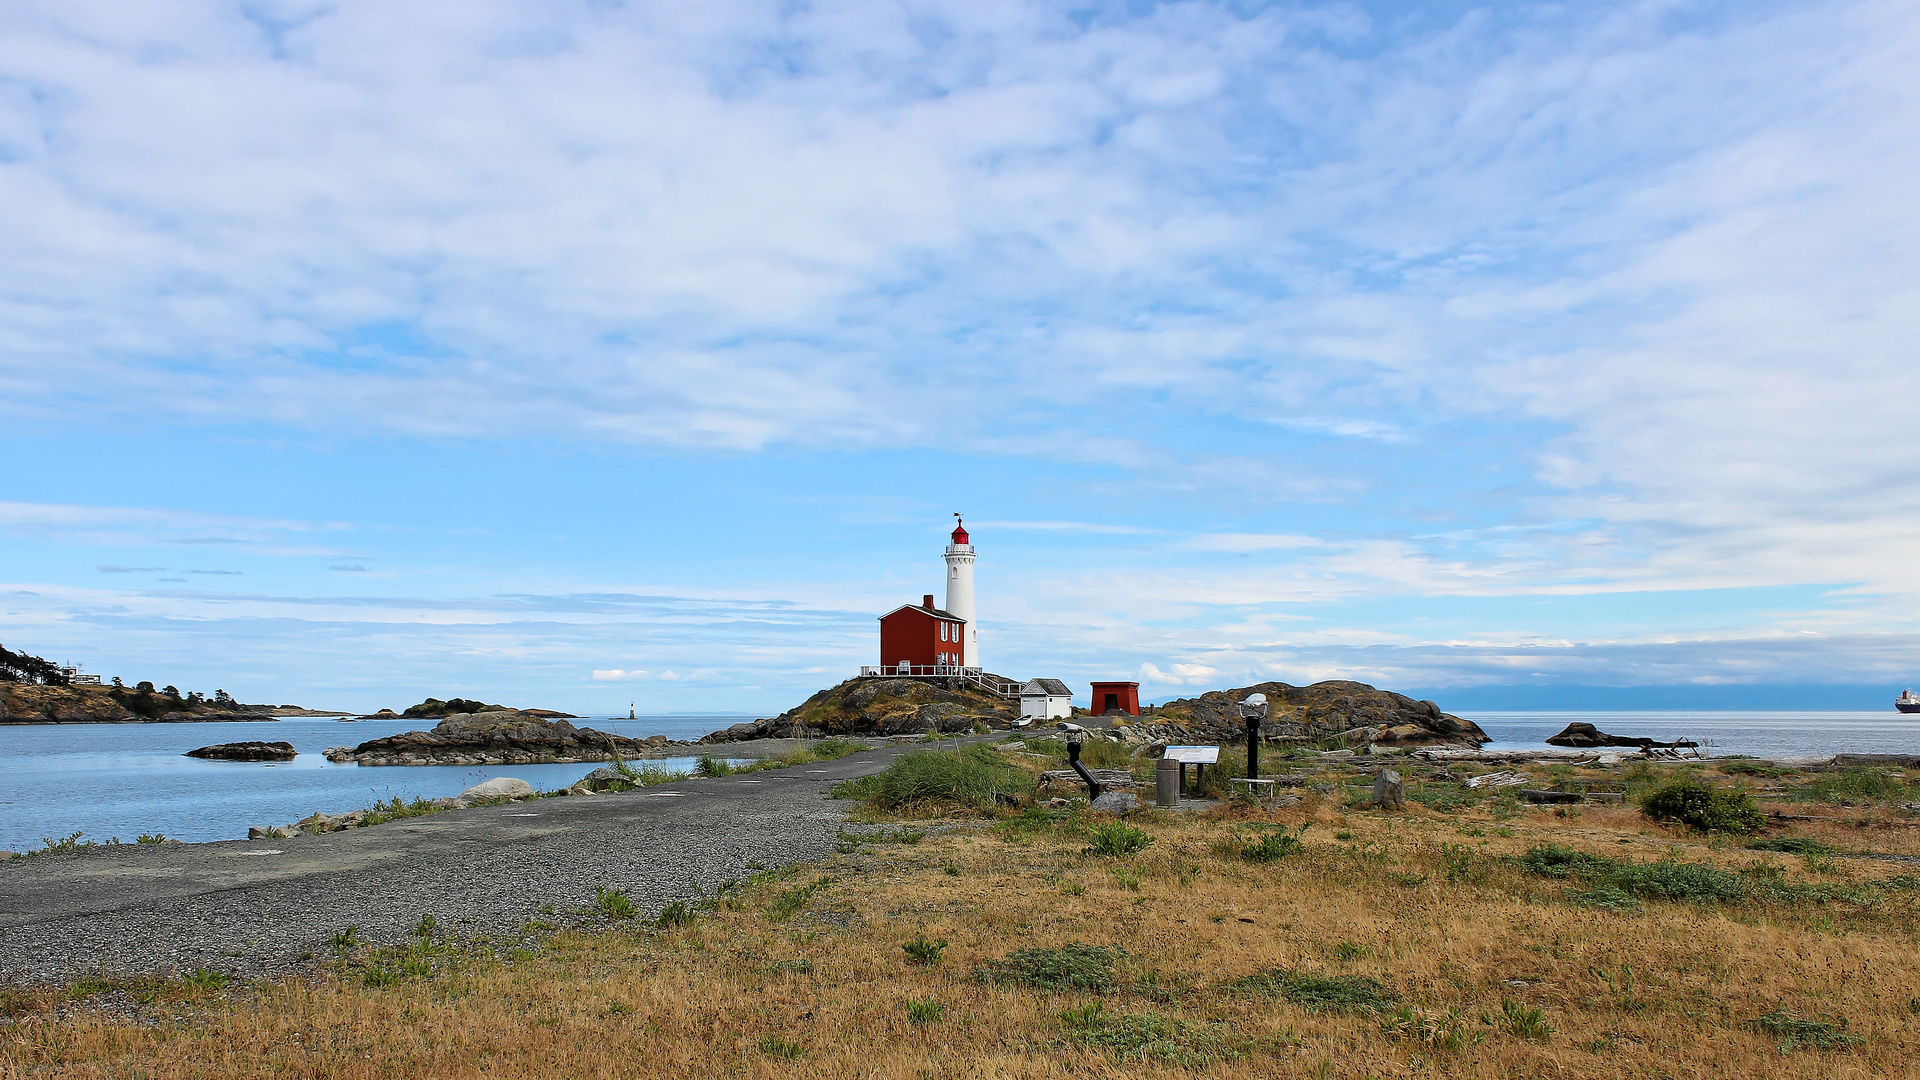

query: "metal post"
xmin=1238 ymin=693 xmax=1268 ymax=784
xmin=1067 ymin=737 xmax=1102 ymax=801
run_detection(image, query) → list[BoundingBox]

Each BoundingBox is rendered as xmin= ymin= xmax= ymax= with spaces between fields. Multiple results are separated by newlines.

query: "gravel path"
xmin=0 ymin=739 xmax=968 ymax=984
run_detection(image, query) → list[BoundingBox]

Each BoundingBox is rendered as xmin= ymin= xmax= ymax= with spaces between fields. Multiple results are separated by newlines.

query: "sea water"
xmin=0 ymin=714 xmax=754 ymax=852
xmin=1 ymin=711 xmax=1915 ymax=852
xmin=1469 ymin=711 xmax=1918 ymax=758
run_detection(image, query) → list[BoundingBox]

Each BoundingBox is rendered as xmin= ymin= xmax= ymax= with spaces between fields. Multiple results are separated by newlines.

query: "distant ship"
xmin=1899 ymin=690 xmax=1920 ymax=714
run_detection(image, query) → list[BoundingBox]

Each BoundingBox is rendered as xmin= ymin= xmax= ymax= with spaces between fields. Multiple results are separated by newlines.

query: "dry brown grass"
xmin=8 ymin=762 xmax=1920 ymax=1078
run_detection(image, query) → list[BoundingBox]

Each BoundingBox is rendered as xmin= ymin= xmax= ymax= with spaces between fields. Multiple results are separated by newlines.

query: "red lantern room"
xmin=950 ymin=516 xmax=970 ymax=545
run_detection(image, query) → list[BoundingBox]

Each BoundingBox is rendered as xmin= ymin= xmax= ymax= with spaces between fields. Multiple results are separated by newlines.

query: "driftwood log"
xmin=1038 ymin=768 xmax=1134 ymax=791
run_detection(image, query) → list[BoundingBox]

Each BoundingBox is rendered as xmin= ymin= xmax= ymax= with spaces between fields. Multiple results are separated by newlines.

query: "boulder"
xmin=1091 ymin=791 xmax=1141 ymax=813
xmin=572 ymin=766 xmax=635 ymax=793
xmin=297 ymin=810 xmax=365 ymax=832
xmin=1545 ymin=722 xmax=1698 ymax=750
xmin=185 ymin=741 xmax=297 ymax=762
xmin=1371 ymin=768 xmax=1406 ymax=811
xmin=457 ymin=777 xmax=535 ymax=805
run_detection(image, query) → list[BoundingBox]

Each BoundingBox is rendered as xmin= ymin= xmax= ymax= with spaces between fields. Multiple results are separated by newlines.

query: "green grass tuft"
xmin=593 ymin=886 xmax=636 ymax=920
xmin=902 ymin=935 xmax=948 ymax=965
xmin=1083 ymin=821 xmax=1153 ymax=858
xmin=1754 ymin=1008 xmax=1866 ymax=1052
xmin=1224 ymin=969 xmax=1399 ymax=1013
xmin=973 ymin=943 xmax=1126 ymax=992
xmin=1232 ymin=824 xmax=1308 ymax=863
xmin=831 ymin=745 xmax=1033 ymax=812
xmin=767 ymin=876 xmax=832 ymax=920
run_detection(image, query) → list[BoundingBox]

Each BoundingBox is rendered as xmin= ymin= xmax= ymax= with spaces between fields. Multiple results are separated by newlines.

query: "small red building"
xmin=877 ymin=594 xmax=970 ymax=672
xmin=1090 ymin=681 xmax=1141 ymax=716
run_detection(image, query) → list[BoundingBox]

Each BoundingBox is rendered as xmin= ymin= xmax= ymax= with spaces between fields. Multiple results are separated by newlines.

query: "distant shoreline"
xmin=0 ymin=716 xmax=283 ymax=726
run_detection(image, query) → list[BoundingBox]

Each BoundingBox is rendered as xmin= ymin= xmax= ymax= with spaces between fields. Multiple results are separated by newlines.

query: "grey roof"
xmin=878 ymin=604 xmax=963 ymax=621
xmin=1021 ymin=678 xmax=1073 ymax=696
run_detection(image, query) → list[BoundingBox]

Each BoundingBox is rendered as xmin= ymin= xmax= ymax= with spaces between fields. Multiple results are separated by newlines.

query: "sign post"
xmin=1163 ymin=745 xmax=1221 ymax=796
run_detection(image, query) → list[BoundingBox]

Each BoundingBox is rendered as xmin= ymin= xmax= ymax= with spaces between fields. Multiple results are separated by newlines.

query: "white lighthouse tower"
xmin=945 ymin=514 xmax=977 ymax=669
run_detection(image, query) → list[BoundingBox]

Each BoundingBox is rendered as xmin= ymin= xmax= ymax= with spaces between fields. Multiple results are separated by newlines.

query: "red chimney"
xmin=923 ymin=594 xmax=935 ymax=610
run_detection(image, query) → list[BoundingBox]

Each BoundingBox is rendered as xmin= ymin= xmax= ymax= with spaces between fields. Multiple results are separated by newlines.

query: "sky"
xmin=2 ymin=0 xmax=1918 ymax=715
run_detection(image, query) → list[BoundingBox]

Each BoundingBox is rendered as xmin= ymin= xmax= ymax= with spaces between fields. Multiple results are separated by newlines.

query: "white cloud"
xmin=4 ymin=0 xmax=1919 ymax=699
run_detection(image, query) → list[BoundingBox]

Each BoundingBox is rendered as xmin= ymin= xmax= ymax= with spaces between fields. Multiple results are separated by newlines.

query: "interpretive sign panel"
xmin=1163 ymin=745 xmax=1219 ymax=764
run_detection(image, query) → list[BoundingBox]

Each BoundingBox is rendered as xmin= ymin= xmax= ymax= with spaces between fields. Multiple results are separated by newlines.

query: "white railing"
xmin=858 ymin=665 xmax=1021 ymax=698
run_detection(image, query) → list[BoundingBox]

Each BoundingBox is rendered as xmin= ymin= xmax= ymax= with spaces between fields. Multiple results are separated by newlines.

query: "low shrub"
xmin=1640 ymin=779 xmax=1766 ymax=834
xmin=1747 ymin=837 xmax=1833 ymax=856
xmin=973 ymin=943 xmax=1126 ymax=992
xmin=656 ymin=901 xmax=695 ymax=927
xmin=1518 ymin=844 xmax=1837 ymax=906
xmin=1439 ymin=843 xmax=1480 ymax=882
xmin=1060 ymin=1008 xmax=1236 ymax=1065
xmin=1804 ymin=768 xmax=1916 ymax=805
xmin=1223 ymin=969 xmax=1399 ymax=1013
xmin=694 ymin=755 xmax=734 ymax=778
xmin=1233 ymin=824 xmax=1308 ymax=863
xmin=1084 ymin=822 xmax=1153 ymax=858
xmin=1721 ymin=760 xmax=1793 ymax=778
xmin=905 ymin=999 xmax=945 ymax=1023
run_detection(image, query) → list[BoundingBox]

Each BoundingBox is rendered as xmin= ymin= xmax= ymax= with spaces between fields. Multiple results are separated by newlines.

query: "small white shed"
xmin=1020 ymin=678 xmax=1074 ymax=721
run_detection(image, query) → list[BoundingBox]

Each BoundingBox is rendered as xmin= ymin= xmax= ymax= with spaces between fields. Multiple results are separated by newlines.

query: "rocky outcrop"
xmin=1152 ymin=681 xmax=1487 ymax=746
xmin=701 ymin=676 xmax=1019 ymax=743
xmin=186 ymin=741 xmax=297 ymax=761
xmin=0 ymin=684 xmax=276 ymax=725
xmin=323 ymin=711 xmax=678 ymax=765
xmin=1546 ymin=722 xmax=1698 ymax=749
xmin=397 ymin=697 xmax=578 ymax=720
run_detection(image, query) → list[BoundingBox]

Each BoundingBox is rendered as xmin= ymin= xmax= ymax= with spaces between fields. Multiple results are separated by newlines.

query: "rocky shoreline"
xmin=0 ymin=684 xmax=279 ymax=724
xmin=324 ymin=711 xmax=698 ymax=766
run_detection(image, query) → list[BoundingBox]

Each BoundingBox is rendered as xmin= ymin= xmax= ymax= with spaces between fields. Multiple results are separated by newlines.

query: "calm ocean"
xmin=0 ymin=714 xmax=752 ymax=852
xmin=1 ymin=711 xmax=1914 ymax=852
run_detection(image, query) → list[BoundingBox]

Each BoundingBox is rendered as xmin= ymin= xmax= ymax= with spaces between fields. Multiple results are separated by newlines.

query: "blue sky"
xmin=3 ymin=0 xmax=1918 ymax=714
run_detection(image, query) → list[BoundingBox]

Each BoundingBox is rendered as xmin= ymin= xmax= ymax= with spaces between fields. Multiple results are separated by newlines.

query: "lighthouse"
xmin=945 ymin=514 xmax=977 ymax=668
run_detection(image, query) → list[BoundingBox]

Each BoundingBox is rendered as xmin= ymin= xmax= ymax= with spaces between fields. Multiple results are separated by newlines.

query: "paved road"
xmin=0 ymin=739 xmax=966 ymax=983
